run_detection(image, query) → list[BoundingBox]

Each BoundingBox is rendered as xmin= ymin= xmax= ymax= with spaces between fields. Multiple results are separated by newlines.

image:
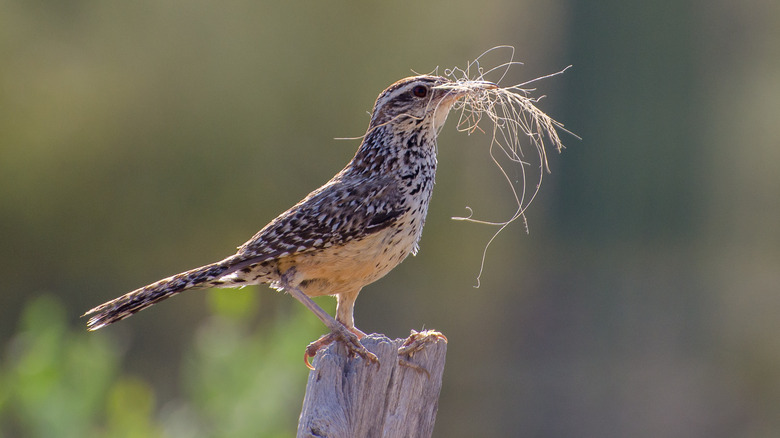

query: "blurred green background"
xmin=2 ymin=0 xmax=779 ymax=436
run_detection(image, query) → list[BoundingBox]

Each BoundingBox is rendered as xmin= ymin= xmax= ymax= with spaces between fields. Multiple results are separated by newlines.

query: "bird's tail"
xmin=83 ymin=260 xmax=237 ymax=331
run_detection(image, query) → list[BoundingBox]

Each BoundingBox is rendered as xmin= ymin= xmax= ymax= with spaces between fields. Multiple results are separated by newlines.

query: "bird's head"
xmin=368 ymin=75 xmax=472 ymax=132
xmin=349 ymin=75 xmax=497 ymax=173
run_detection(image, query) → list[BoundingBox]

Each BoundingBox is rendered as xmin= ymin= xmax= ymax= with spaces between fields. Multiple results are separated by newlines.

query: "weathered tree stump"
xmin=297 ymin=331 xmax=447 ymax=438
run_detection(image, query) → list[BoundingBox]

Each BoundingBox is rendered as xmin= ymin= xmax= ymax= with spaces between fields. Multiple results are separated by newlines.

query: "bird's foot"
xmin=397 ymin=330 xmax=448 ymax=377
xmin=398 ymin=329 xmax=448 ymax=356
xmin=304 ymin=325 xmax=379 ymax=369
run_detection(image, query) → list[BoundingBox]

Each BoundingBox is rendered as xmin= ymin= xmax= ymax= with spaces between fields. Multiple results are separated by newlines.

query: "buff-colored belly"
xmin=284 ymin=218 xmax=421 ymax=297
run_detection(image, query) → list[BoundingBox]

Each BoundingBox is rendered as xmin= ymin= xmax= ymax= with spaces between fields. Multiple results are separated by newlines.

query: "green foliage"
xmin=2 ymin=296 xmax=119 ymax=438
xmin=0 ymin=294 xmax=323 ymax=437
xmin=178 ymin=304 xmax=321 ymax=437
xmin=104 ymin=378 xmax=163 ymax=438
xmin=206 ymin=287 xmax=259 ymax=321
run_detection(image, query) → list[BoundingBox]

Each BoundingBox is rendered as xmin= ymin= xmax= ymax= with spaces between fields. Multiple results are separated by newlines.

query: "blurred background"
xmin=1 ymin=0 xmax=779 ymax=436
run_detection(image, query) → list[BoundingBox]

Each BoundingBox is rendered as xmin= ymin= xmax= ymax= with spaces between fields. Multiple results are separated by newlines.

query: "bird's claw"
xmin=304 ymin=327 xmax=379 ymax=370
xmin=398 ymin=329 xmax=447 ymax=357
xmin=397 ymin=329 xmax=447 ymax=377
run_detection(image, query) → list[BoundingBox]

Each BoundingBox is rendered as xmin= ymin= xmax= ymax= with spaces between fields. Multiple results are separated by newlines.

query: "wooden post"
xmin=297 ymin=331 xmax=448 ymax=438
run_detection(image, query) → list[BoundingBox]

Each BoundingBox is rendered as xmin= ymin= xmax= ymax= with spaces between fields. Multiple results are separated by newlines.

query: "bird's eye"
xmin=412 ymin=85 xmax=428 ymax=98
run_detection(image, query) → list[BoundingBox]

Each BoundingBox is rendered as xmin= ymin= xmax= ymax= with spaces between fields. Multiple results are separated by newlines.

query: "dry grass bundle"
xmin=434 ymin=46 xmax=578 ymax=285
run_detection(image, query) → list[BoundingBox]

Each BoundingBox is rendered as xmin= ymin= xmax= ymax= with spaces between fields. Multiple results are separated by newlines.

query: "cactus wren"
xmin=84 ymin=75 xmax=496 ymax=365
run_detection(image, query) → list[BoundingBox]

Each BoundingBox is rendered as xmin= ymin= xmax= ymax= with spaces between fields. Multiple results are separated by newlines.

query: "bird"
xmin=84 ymin=75 xmax=496 ymax=366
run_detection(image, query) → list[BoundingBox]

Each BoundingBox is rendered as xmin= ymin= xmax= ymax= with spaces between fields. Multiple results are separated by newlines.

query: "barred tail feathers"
xmin=84 ymin=262 xmax=232 ymax=330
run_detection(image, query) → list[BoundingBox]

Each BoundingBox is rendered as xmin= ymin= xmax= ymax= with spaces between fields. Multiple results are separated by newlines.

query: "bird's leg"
xmin=279 ymin=270 xmax=378 ymax=369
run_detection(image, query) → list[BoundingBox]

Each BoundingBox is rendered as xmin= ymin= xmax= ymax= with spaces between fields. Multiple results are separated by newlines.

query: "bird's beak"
xmin=471 ymin=81 xmax=498 ymax=90
xmin=438 ymin=80 xmax=498 ymax=91
xmin=433 ymin=80 xmax=498 ymax=130
xmin=437 ymin=80 xmax=497 ymax=105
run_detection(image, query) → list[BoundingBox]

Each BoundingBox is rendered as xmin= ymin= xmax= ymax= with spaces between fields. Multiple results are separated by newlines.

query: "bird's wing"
xmin=235 ymin=174 xmax=406 ymax=261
